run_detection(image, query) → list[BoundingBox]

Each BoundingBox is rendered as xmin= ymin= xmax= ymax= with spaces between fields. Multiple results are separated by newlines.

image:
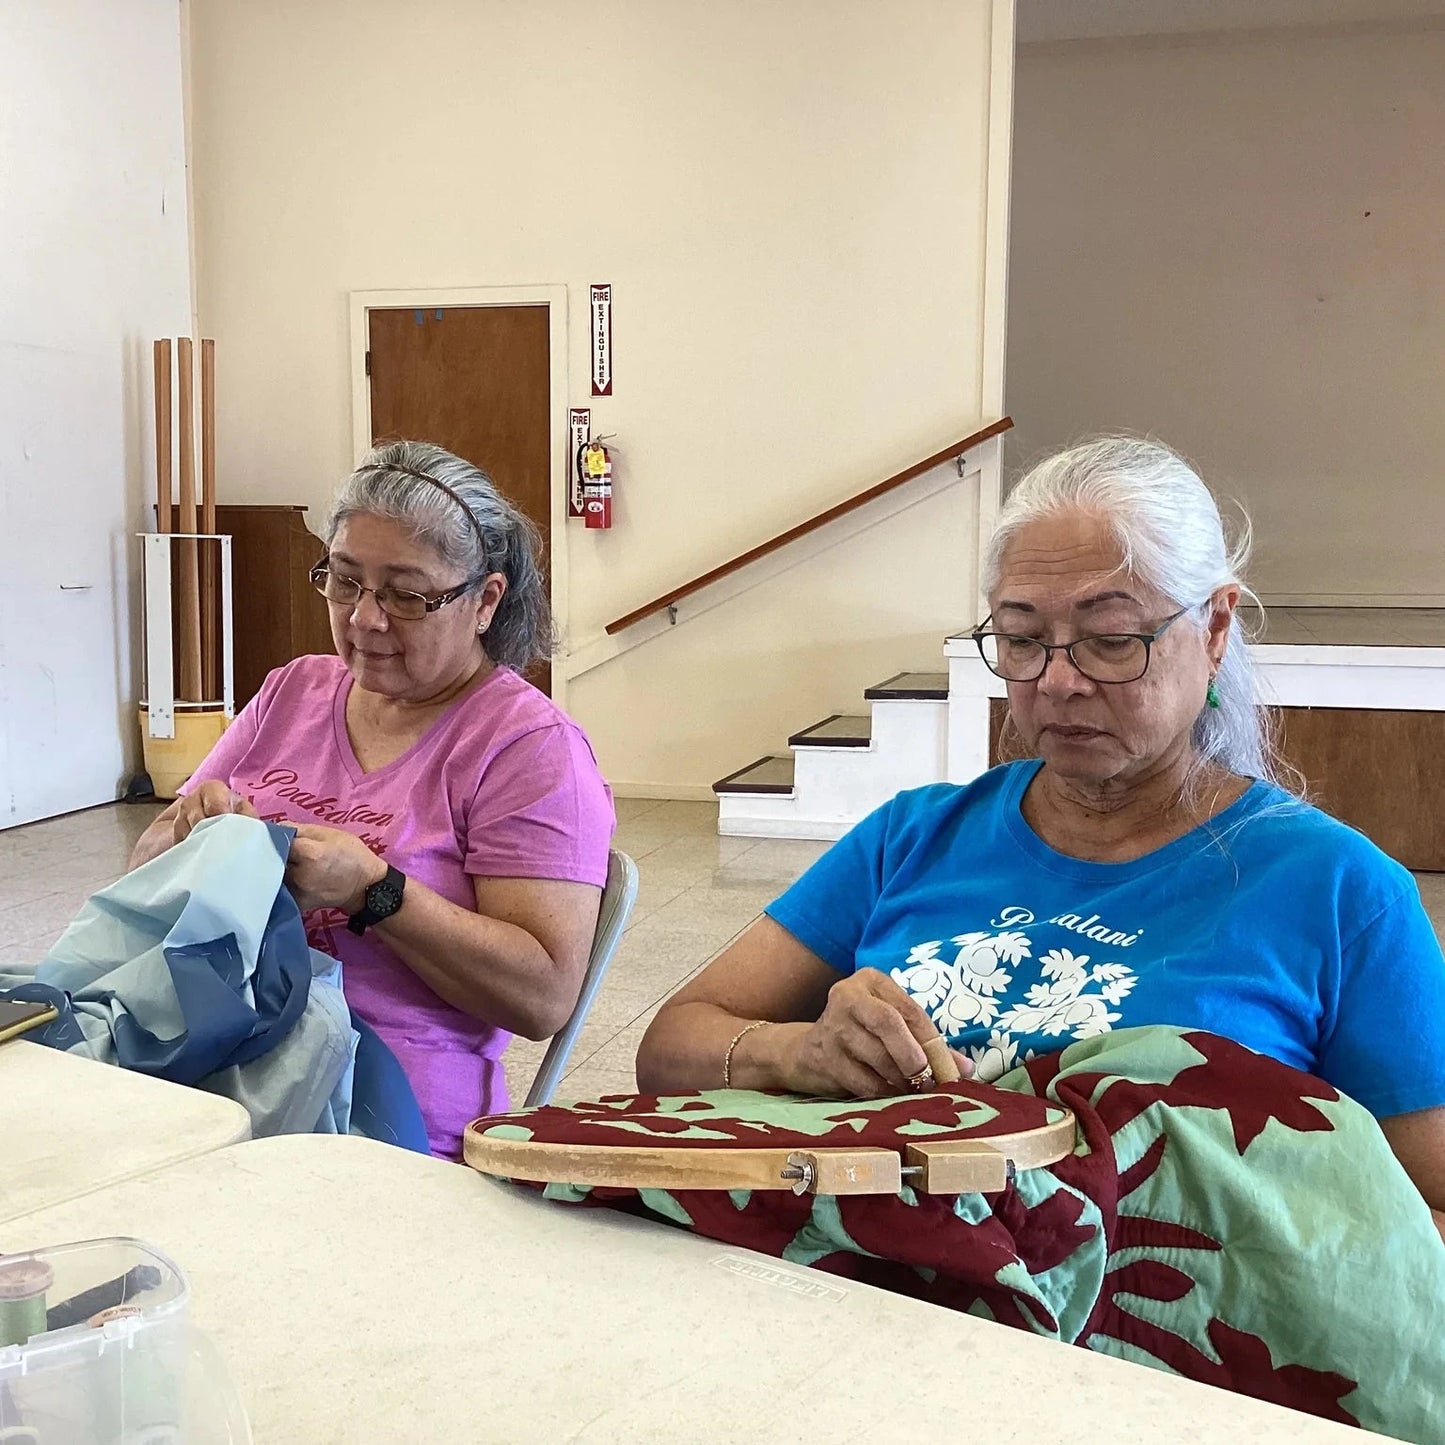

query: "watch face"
xmin=371 ymin=880 xmax=404 ymax=912
xmin=367 ymin=870 xmax=404 ymax=916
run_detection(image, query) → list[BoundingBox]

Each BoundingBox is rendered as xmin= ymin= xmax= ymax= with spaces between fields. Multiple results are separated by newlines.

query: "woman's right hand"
xmin=765 ymin=970 xmax=971 ymax=1098
xmin=170 ymin=781 xmax=257 ymax=847
xmin=128 ymin=781 xmax=259 ymax=872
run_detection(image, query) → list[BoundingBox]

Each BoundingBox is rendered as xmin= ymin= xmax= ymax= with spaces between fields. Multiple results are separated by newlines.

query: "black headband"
xmin=356 ymin=459 xmax=492 ymax=561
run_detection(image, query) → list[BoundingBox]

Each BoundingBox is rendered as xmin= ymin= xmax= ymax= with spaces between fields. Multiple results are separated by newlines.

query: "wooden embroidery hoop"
xmin=466 ymin=1040 xmax=1075 ymax=1198
xmin=466 ymin=1109 xmax=1076 ymax=1196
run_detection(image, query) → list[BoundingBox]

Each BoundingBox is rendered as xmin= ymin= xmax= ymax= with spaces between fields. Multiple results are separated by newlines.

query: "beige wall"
xmin=1008 ymin=22 xmax=1445 ymax=604
xmin=186 ymin=0 xmax=1009 ymax=794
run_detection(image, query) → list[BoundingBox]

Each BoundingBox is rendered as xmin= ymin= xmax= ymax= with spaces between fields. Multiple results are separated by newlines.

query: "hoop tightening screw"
xmin=780 ymin=1153 xmax=814 ymax=1195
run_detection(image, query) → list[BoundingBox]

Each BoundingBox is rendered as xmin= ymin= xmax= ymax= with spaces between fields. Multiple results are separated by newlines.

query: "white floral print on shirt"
xmin=890 ymin=929 xmax=1137 ymax=1082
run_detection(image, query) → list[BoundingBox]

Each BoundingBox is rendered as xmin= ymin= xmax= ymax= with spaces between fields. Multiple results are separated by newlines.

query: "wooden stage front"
xmin=946 ymin=609 xmax=1445 ymax=872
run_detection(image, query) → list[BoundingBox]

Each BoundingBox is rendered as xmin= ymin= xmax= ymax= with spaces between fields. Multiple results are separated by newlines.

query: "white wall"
xmin=186 ymin=0 xmax=1010 ymax=795
xmin=0 ymin=0 xmax=193 ymax=827
xmin=1008 ymin=21 xmax=1445 ymax=604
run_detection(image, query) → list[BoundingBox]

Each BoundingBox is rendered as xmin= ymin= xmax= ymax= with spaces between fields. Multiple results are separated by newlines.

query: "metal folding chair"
xmin=524 ymin=849 xmax=639 ymax=1107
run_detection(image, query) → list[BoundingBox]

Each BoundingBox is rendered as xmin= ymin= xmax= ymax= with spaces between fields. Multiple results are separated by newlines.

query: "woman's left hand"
xmin=285 ymin=824 xmax=388 ymax=914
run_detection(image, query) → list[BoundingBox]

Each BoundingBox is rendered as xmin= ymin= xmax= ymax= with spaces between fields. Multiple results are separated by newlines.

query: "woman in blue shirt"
xmin=638 ymin=436 xmax=1445 ymax=1237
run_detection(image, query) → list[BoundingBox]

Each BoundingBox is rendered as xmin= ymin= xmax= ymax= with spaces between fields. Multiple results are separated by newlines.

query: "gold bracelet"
xmin=722 ymin=1020 xmax=770 ymax=1088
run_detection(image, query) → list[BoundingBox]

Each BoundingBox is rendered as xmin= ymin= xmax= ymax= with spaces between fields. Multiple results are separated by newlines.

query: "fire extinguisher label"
xmin=590 ymin=284 xmax=613 ymax=397
xmin=568 ymin=407 xmax=590 ymax=518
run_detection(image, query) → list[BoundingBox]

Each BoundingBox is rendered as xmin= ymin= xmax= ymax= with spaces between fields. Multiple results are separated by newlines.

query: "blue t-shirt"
xmin=766 ymin=761 xmax=1445 ymax=1119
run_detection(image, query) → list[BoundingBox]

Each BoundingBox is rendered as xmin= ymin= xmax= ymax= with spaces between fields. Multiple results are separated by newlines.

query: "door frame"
xmin=348 ymin=284 xmax=571 ymax=705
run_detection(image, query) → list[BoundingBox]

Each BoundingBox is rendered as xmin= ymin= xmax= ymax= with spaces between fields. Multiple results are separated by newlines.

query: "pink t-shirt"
xmin=182 ymin=654 xmax=614 ymax=1157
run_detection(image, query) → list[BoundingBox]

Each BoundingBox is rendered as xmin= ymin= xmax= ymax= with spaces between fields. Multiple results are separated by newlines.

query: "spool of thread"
xmin=0 ymin=1258 xmax=54 ymax=1347
xmin=922 ymin=1035 xmax=963 ymax=1086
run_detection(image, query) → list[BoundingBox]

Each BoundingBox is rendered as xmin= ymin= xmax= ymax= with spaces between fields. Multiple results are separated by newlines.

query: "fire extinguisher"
xmin=579 ymin=438 xmax=614 ymax=530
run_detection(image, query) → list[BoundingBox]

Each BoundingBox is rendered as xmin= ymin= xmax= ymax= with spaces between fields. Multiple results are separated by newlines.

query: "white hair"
xmin=983 ymin=435 xmax=1289 ymax=791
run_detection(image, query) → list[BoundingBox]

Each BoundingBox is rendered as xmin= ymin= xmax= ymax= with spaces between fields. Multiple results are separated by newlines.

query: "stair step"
xmin=789 ymin=714 xmax=872 ymax=749
xmin=863 ymin=670 xmax=949 ymax=701
xmin=713 ymin=755 xmax=796 ymax=796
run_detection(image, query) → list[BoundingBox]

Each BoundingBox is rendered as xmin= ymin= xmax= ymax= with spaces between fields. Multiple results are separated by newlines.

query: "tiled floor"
xmin=0 ymin=799 xmax=829 ymax=1105
xmin=2 ymin=799 xmax=1441 ymax=1107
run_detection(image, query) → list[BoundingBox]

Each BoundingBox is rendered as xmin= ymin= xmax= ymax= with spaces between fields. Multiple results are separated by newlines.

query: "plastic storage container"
xmin=0 ymin=1237 xmax=249 ymax=1443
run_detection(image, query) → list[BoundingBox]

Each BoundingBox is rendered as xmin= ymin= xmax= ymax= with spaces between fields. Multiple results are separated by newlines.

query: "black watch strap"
xmin=347 ymin=865 xmax=407 ymax=935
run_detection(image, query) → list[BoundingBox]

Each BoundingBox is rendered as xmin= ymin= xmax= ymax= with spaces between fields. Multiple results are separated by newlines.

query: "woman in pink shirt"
xmin=130 ymin=441 xmax=615 ymax=1157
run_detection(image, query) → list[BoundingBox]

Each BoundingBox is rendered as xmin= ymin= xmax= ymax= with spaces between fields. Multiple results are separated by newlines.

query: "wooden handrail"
xmin=604 ymin=416 xmax=1014 ymax=635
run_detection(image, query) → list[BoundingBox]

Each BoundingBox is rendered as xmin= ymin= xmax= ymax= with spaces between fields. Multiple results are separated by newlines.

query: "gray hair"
xmin=983 ymin=435 xmax=1289 ymax=792
xmin=324 ymin=439 xmax=555 ymax=671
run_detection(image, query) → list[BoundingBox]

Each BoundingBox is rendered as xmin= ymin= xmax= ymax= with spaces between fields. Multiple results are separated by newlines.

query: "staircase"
xmin=713 ymin=671 xmax=950 ymax=839
xmin=596 ymin=420 xmax=1013 ymax=840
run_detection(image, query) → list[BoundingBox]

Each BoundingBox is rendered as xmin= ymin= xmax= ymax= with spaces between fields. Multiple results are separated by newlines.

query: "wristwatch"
xmin=347 ymin=865 xmax=407 ymax=935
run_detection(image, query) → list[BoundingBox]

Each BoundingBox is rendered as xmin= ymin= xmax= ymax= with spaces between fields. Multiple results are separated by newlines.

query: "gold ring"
xmin=906 ymin=1066 xmax=934 ymax=1092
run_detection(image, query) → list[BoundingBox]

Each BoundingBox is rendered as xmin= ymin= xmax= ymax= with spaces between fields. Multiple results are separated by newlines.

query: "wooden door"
xmin=367 ymin=305 xmax=552 ymax=694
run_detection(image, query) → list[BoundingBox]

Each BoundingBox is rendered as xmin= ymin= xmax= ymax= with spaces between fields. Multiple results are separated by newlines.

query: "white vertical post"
xmin=944 ymin=645 xmax=1006 ymax=786
xmin=972 ymin=434 xmax=1005 ymax=618
xmin=143 ymin=533 xmax=175 ymax=739
xmin=219 ymin=534 xmax=234 ymax=719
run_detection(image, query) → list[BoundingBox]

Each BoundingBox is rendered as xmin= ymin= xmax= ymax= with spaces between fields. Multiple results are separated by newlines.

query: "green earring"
xmin=1206 ymin=678 xmax=1221 ymax=710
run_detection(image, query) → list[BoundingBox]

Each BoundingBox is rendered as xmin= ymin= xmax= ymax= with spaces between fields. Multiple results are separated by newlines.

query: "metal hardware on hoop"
xmin=781 ymin=1152 xmax=1017 ymax=1195
xmin=780 ymin=1153 xmax=813 ymax=1195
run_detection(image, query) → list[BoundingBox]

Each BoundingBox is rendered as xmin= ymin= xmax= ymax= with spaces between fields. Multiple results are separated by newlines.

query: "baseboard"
xmin=610 ymin=781 xmax=719 ymax=803
xmin=1259 ymin=594 xmax=1445 ymax=609
xmin=717 ymin=815 xmax=851 ymax=841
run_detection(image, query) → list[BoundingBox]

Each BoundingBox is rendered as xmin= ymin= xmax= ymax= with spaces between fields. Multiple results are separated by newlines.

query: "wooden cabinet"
xmin=1272 ymin=707 xmax=1442 ymax=871
xmin=215 ymin=505 xmax=335 ymax=708
xmin=988 ymin=699 xmax=1441 ymax=870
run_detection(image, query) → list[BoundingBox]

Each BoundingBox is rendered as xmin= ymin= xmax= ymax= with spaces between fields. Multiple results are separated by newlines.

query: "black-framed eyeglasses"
xmin=971 ymin=607 xmax=1191 ymax=684
xmin=310 ymin=561 xmax=483 ymax=622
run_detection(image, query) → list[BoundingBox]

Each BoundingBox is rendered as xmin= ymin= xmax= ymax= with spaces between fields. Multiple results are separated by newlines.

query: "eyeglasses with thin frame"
xmin=310 ymin=561 xmax=483 ymax=622
xmin=971 ymin=607 xmax=1192 ymax=684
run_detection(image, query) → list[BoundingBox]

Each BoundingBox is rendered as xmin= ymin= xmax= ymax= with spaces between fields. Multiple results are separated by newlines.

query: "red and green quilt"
xmin=472 ymin=1027 xmax=1445 ymax=1440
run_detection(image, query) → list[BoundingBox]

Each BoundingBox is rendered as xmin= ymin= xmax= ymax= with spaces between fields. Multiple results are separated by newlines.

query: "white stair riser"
xmin=717 ymin=801 xmax=851 ymax=841
xmin=793 ymin=700 xmax=946 ymax=799
xmin=719 ymin=700 xmax=946 ymax=839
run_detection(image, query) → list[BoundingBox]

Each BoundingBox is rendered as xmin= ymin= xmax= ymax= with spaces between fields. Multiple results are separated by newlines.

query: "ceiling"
xmin=1017 ymin=0 xmax=1445 ymax=43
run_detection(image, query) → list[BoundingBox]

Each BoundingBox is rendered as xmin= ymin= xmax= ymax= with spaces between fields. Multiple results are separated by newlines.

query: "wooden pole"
xmin=153 ymin=340 xmax=172 ymax=535
xmin=200 ymin=338 xmax=218 ymax=700
xmin=176 ymin=338 xmax=203 ymax=703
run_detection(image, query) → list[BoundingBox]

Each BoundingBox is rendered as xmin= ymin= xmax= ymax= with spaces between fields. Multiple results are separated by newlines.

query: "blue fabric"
xmin=0 ymin=980 xmax=86 ymax=1051
xmin=4 ymin=822 xmax=312 ymax=1084
xmin=349 ymin=1009 xmax=431 ymax=1154
xmin=0 ymin=814 xmax=356 ymax=1137
xmin=765 ymin=760 xmax=1445 ymax=1119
